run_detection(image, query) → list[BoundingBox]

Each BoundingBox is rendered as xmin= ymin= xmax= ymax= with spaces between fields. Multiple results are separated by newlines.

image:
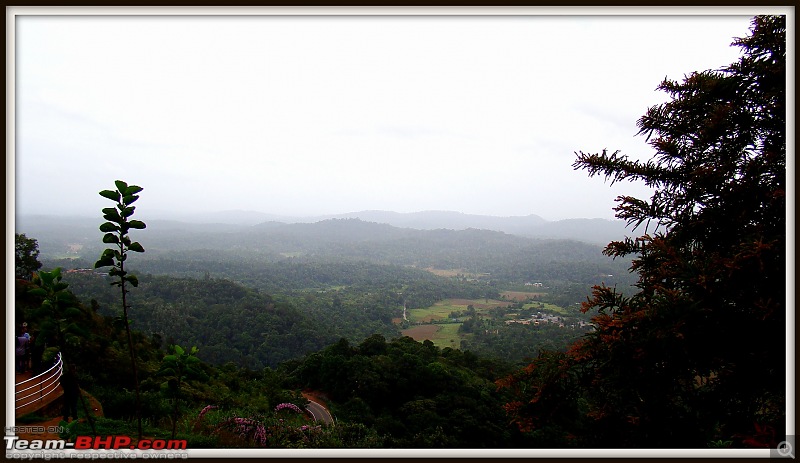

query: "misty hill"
xmin=303 ymin=211 xmax=629 ymax=244
xmin=317 ymin=210 xmax=547 ymax=233
xmin=16 ymin=211 xmax=632 ymax=245
xmin=21 ymin=215 xmax=637 ymax=291
xmin=131 ymin=209 xmax=630 ymax=244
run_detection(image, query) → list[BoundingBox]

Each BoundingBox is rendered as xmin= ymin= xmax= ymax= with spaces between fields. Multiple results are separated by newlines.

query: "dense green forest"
xmin=12 ymin=16 xmax=786 ymax=451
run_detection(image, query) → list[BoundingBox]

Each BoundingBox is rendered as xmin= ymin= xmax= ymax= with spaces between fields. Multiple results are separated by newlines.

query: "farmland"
xmin=401 ymin=323 xmax=461 ymax=347
xmin=399 ymin=294 xmax=587 ymax=348
xmin=400 ymin=298 xmax=513 ymax=347
xmin=406 ymin=298 xmax=512 ymax=324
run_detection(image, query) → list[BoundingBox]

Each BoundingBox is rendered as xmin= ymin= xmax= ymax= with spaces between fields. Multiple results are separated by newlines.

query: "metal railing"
xmin=15 ymin=352 xmax=63 ymax=411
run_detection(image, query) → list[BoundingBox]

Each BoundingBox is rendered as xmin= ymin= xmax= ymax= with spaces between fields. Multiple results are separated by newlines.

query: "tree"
xmin=15 ymin=233 xmax=43 ymax=280
xmin=94 ymin=180 xmax=147 ymax=441
xmin=157 ymin=344 xmax=207 ymax=439
xmin=29 ymin=268 xmax=87 ymax=356
xmin=500 ymin=16 xmax=785 ymax=448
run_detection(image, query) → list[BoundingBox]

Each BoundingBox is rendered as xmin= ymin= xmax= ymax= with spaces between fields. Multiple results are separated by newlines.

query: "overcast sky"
xmin=12 ymin=10 xmax=758 ymax=222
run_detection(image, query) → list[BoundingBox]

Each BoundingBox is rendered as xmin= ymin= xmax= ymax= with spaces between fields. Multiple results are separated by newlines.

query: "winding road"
xmin=304 ymin=399 xmax=334 ymax=425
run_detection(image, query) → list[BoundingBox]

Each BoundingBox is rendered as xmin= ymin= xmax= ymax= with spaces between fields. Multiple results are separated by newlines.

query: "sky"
xmin=12 ymin=9 xmax=759 ymax=222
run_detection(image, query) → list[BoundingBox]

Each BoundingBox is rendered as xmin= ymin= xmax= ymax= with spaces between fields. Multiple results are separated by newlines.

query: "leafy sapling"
xmin=94 ymin=180 xmax=147 ymax=441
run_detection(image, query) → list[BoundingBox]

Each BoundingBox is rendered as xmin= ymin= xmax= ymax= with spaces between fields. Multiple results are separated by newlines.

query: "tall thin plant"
xmin=94 ymin=180 xmax=147 ymax=441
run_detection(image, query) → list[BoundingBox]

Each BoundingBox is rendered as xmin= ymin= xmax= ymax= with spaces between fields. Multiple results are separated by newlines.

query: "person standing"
xmin=22 ymin=323 xmax=32 ymax=371
xmin=15 ymin=326 xmax=29 ymax=373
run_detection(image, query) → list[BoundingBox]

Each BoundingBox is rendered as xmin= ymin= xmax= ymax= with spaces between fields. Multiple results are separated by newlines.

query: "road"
xmin=304 ymin=399 xmax=334 ymax=425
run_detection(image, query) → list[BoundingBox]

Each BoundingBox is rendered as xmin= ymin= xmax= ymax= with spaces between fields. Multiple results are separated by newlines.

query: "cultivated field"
xmin=521 ymin=301 xmax=569 ymax=314
xmin=401 ymin=323 xmax=462 ymax=347
xmin=407 ymin=298 xmax=511 ymax=323
xmin=422 ymin=268 xmax=488 ymax=279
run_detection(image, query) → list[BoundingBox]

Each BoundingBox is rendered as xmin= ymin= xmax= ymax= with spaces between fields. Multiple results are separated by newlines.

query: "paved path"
xmin=14 ymin=370 xmax=63 ymax=419
xmin=304 ymin=399 xmax=334 ymax=425
xmin=301 ymin=392 xmax=334 ymax=425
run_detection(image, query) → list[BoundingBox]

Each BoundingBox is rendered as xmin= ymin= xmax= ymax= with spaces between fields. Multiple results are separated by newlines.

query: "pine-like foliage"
xmin=499 ymin=15 xmax=786 ymax=448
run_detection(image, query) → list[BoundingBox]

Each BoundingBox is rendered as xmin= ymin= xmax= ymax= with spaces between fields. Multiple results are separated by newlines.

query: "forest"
xmin=12 ymin=16 xmax=786 ymax=451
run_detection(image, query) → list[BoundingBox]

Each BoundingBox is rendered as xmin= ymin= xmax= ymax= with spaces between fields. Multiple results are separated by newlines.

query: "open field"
xmin=402 ymin=324 xmax=439 ymax=340
xmin=407 ymin=298 xmax=512 ymax=323
xmin=401 ymin=323 xmax=462 ymax=347
xmin=422 ymin=268 xmax=488 ymax=279
xmin=521 ymin=302 xmax=568 ymax=314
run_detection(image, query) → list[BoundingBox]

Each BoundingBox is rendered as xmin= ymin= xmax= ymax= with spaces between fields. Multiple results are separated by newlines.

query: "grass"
xmin=407 ymin=298 xmax=511 ymax=323
xmin=401 ymin=323 xmax=462 ymax=348
xmin=521 ymin=302 xmax=569 ymax=314
xmin=422 ymin=268 xmax=486 ymax=279
xmin=408 ymin=304 xmax=460 ymax=323
xmin=429 ymin=323 xmax=462 ymax=347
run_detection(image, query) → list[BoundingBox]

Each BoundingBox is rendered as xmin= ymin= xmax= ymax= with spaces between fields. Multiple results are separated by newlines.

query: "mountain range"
xmin=131 ymin=209 xmax=633 ymax=245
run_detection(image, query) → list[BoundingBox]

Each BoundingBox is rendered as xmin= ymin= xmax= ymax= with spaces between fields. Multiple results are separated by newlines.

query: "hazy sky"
xmin=12 ymin=9 xmax=759 ymax=221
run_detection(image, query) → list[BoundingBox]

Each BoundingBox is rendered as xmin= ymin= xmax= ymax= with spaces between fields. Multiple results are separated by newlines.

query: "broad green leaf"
xmin=109 ymin=268 xmax=126 ymax=278
xmin=128 ymin=220 xmax=146 ymax=229
xmin=28 ymin=288 xmax=47 ymax=297
xmin=114 ymin=180 xmax=128 ymax=192
xmin=128 ymin=242 xmax=145 ymax=253
xmin=102 ymin=233 xmax=120 ymax=244
xmin=40 ymin=271 xmax=55 ymax=285
xmin=122 ymin=195 xmax=139 ymax=206
xmin=99 ymin=222 xmax=119 ymax=232
xmin=125 ymin=185 xmax=143 ymax=195
xmin=64 ymin=308 xmax=83 ymax=318
xmin=103 ymin=208 xmax=122 ymax=222
xmin=121 ymin=206 xmax=135 ymax=218
xmin=173 ymin=345 xmax=185 ymax=355
xmin=54 ymin=283 xmax=69 ymax=292
xmin=99 ymin=190 xmax=120 ymax=201
xmin=126 ymin=274 xmax=139 ymax=287
xmin=100 ymin=249 xmax=116 ymax=260
xmin=95 ymin=257 xmax=115 ymax=268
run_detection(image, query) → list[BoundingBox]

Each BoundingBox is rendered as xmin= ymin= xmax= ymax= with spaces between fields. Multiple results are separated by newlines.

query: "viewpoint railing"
xmin=15 ymin=352 xmax=63 ymax=413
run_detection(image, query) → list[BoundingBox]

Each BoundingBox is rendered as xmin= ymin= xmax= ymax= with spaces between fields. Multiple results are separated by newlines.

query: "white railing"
xmin=15 ymin=352 xmax=63 ymax=411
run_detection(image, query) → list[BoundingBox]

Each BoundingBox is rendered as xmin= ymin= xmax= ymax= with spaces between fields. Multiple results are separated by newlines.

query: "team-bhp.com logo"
xmin=5 ymin=435 xmax=188 ymax=459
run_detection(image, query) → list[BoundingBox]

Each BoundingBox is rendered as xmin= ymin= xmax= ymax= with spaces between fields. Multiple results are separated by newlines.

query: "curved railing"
xmin=15 ymin=352 xmax=63 ymax=412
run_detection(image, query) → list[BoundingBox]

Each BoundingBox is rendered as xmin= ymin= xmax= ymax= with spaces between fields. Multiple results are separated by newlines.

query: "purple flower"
xmin=253 ymin=424 xmax=267 ymax=447
xmin=198 ymin=405 xmax=218 ymax=420
xmin=274 ymin=402 xmax=303 ymax=414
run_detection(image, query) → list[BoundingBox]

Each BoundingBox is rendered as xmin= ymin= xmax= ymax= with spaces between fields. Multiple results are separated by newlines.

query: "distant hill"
xmin=530 ymin=218 xmax=634 ymax=245
xmin=17 ymin=209 xmax=633 ymax=250
xmin=305 ymin=210 xmax=629 ymax=245
xmin=315 ymin=210 xmax=548 ymax=234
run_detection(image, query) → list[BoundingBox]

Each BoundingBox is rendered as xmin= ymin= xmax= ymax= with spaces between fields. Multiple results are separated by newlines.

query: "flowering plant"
xmin=274 ymin=402 xmax=303 ymax=414
xmin=198 ymin=405 xmax=218 ymax=420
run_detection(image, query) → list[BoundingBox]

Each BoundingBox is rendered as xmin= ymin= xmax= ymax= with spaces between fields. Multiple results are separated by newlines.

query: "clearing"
xmin=401 ymin=323 xmax=462 ymax=347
